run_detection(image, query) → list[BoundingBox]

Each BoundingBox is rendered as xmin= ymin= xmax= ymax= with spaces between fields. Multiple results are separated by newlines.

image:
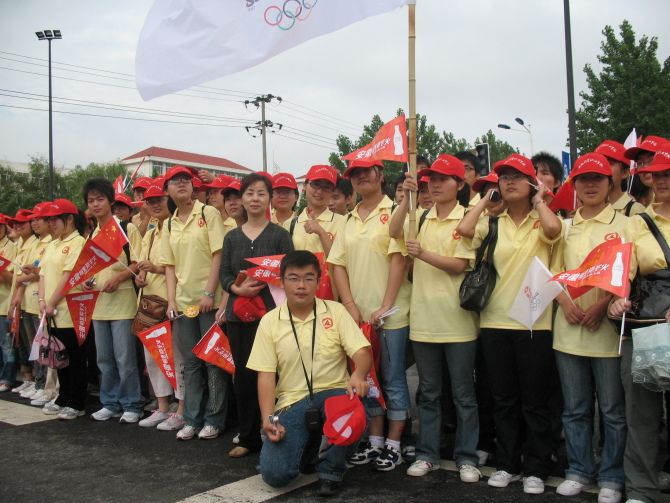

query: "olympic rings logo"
xmin=264 ymin=0 xmax=318 ymax=31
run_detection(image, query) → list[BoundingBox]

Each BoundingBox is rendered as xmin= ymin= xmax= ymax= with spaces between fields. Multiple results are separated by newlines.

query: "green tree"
xmin=62 ymin=161 xmax=129 ymax=205
xmin=575 ymin=20 xmax=670 ymax=154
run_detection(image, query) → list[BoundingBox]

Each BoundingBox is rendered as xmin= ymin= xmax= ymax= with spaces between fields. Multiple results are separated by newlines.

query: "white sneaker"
xmin=30 ymin=389 xmax=50 ymax=406
xmin=20 ymin=383 xmax=37 ymax=398
xmin=12 ymin=380 xmax=33 ymax=393
xmin=659 ymin=470 xmax=670 ymax=491
xmin=407 ymin=460 xmax=438 ymax=477
xmin=119 ymin=411 xmax=141 ymax=424
xmin=598 ymin=488 xmax=622 ymax=503
xmin=459 ymin=464 xmax=482 ymax=483
xmin=138 ymin=410 xmax=168 ymax=428
xmin=58 ymin=407 xmax=85 ymax=420
xmin=198 ymin=425 xmax=220 ymax=439
xmin=557 ymin=480 xmax=591 ymax=496
xmin=90 ymin=407 xmax=123 ymax=421
xmin=43 ymin=396 xmax=58 ymax=408
xmin=43 ymin=403 xmax=64 ymax=415
xmin=0 ymin=384 xmax=11 ymax=392
xmin=476 ymin=449 xmax=493 ymax=466
xmin=156 ymin=413 xmax=185 ymax=431
xmin=523 ymin=476 xmax=545 ymax=494
xmin=488 ymin=470 xmax=522 ymax=488
xmin=177 ymin=425 xmax=199 ymax=440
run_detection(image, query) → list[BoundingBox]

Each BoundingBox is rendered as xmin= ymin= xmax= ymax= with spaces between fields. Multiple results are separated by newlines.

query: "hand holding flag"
xmin=342 ymin=115 xmax=408 ymax=163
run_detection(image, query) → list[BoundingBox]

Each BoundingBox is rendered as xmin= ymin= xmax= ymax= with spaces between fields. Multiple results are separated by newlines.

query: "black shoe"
xmin=316 ymin=478 xmax=342 ymax=496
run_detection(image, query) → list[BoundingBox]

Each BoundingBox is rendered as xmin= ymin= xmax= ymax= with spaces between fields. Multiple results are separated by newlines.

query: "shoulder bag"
xmin=459 ymin=216 xmax=499 ymax=312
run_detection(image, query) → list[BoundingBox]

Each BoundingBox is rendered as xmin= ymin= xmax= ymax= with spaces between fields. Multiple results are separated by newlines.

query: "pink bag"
xmin=37 ymin=318 xmax=69 ymax=370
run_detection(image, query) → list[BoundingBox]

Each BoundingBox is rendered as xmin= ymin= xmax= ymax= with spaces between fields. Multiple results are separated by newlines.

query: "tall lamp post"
xmin=498 ymin=117 xmax=534 ymax=156
xmin=35 ymin=29 xmax=62 ymax=202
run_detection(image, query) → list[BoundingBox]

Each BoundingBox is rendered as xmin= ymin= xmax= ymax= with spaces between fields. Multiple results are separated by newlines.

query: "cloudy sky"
xmin=1 ymin=1 xmax=668 ymax=178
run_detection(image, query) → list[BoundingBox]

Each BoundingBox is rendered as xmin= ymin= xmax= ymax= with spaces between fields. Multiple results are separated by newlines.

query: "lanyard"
xmin=288 ymin=303 xmax=317 ymax=401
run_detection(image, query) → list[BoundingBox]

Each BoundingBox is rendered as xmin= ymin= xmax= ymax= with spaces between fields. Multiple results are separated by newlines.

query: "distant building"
xmin=121 ymin=147 xmax=253 ymax=179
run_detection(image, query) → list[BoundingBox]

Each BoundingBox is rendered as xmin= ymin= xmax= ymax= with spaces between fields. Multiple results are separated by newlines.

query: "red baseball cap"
xmin=223 ymin=179 xmax=242 ymax=195
xmin=418 ymin=176 xmax=430 ymax=185
xmin=31 ymin=202 xmax=49 ymax=217
xmin=164 ymin=165 xmax=194 ymax=182
xmin=233 ymin=296 xmax=267 ymax=322
xmin=132 ymin=177 xmax=153 ymax=190
xmin=113 ymin=193 xmax=133 ymax=208
xmin=494 ymin=154 xmax=537 ymax=182
xmin=41 ymin=199 xmax=79 ymax=217
xmin=0 ymin=214 xmax=8 ymax=225
xmin=9 ymin=209 xmax=37 ymax=224
xmin=272 ymin=173 xmax=298 ymax=190
xmin=472 ymin=172 xmax=500 ymax=193
xmin=203 ymin=175 xmax=234 ymax=192
xmin=343 ymin=159 xmax=384 ymax=178
xmin=418 ymin=154 xmax=466 ymax=179
xmin=142 ymin=185 xmax=167 ymax=200
xmin=306 ymin=165 xmax=337 ymax=185
xmin=637 ymin=142 xmax=670 ymax=173
xmin=571 ymin=153 xmax=612 ymax=178
xmin=595 ymin=141 xmax=628 ymax=165
xmin=624 ymin=136 xmax=669 ymax=160
xmin=323 ymin=394 xmax=366 ymax=446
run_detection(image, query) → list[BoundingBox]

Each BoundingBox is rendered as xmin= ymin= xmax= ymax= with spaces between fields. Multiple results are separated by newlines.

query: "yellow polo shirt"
xmin=247 ymin=299 xmax=370 ymax=410
xmin=454 ymin=208 xmax=561 ymax=331
xmin=468 ymin=193 xmax=481 ymax=211
xmin=625 ymin=204 xmax=670 ymax=277
xmin=223 ymin=216 xmax=237 ymax=236
xmin=327 ymin=196 xmax=411 ymax=329
xmin=158 ymin=201 xmax=224 ymax=309
xmin=612 ymin=192 xmax=645 ymax=217
xmin=282 ymin=208 xmax=345 ymax=256
xmin=139 ymin=226 xmax=166 ymax=298
xmin=90 ymin=219 xmax=142 ymax=320
xmin=552 ymin=205 xmax=628 ymax=357
xmin=0 ymin=236 xmax=17 ymax=316
xmin=10 ymin=235 xmax=38 ymax=304
xmin=391 ymin=205 xmax=478 ymax=343
xmin=39 ymin=232 xmax=86 ymax=328
xmin=132 ymin=213 xmax=159 ymax=232
xmin=23 ymin=235 xmax=53 ymax=315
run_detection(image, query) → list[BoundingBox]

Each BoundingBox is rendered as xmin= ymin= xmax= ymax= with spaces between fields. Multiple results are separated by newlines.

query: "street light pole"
xmin=498 ymin=118 xmax=534 ymax=156
xmin=36 ymin=29 xmax=62 ymax=201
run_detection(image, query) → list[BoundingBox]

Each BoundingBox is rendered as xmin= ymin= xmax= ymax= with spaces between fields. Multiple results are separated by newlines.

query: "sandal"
xmin=229 ymin=446 xmax=252 ymax=458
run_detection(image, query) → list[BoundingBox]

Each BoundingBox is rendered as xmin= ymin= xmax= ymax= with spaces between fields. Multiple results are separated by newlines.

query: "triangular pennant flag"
xmin=192 ymin=323 xmax=236 ymax=375
xmin=342 ymin=115 xmax=408 ymax=163
xmin=61 ymin=239 xmax=117 ymax=295
xmin=66 ymin=291 xmax=100 ymax=346
xmin=137 ymin=321 xmax=178 ymax=390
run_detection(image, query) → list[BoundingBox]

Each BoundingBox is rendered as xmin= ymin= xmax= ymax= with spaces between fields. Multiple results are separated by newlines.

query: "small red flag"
xmin=192 ymin=323 xmax=235 ymax=375
xmin=66 ymin=291 xmax=99 ymax=346
xmin=0 ymin=256 xmax=11 ymax=275
xmin=93 ymin=218 xmax=129 ymax=260
xmin=548 ymin=179 xmax=577 ymax=212
xmin=61 ymin=239 xmax=117 ymax=295
xmin=551 ymin=238 xmax=632 ymax=298
xmin=313 ymin=252 xmax=334 ymax=300
xmin=113 ymin=175 xmax=125 ymax=194
xmin=138 ymin=321 xmax=178 ymax=390
xmin=342 ymin=115 xmax=408 ymax=163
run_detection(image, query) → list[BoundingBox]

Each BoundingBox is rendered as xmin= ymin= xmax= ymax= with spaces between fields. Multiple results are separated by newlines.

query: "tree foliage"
xmin=329 ymin=111 xmax=519 ymax=188
xmin=575 ymin=20 xmax=670 ymax=154
xmin=0 ymin=156 xmax=129 ymax=215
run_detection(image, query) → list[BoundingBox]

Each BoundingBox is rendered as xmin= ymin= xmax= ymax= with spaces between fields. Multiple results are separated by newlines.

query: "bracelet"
xmin=38 ymin=298 xmax=45 ymax=302
xmin=203 ymin=291 xmax=214 ymax=298
xmin=343 ymin=301 xmax=355 ymax=306
xmin=533 ymin=199 xmax=546 ymax=208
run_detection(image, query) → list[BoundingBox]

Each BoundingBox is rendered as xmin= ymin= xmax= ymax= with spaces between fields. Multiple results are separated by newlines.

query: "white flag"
xmin=136 ymin=0 xmax=415 ymax=100
xmin=508 ymin=257 xmax=563 ymax=331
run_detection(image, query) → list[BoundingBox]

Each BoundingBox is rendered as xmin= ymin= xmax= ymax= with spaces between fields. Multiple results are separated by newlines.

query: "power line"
xmin=274 ymin=131 xmax=336 ymax=151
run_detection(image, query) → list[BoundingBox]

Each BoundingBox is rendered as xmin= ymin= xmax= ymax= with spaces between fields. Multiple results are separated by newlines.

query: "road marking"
xmin=0 ymin=399 xmax=58 ymax=425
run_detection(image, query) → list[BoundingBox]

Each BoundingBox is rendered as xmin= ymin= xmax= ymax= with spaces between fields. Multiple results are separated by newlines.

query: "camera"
xmin=489 ymin=190 xmax=501 ymax=203
xmin=305 ymin=407 xmax=322 ymax=432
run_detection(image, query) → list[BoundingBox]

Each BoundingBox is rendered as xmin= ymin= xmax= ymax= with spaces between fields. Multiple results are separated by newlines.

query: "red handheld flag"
xmin=551 ymin=238 xmax=632 ymax=298
xmin=348 ymin=323 xmax=385 ymax=409
xmin=138 ymin=321 xmax=178 ymax=390
xmin=113 ymin=175 xmax=125 ymax=194
xmin=342 ymin=115 xmax=408 ymax=163
xmin=92 ymin=218 xmax=129 ymax=260
xmin=65 ymin=291 xmax=99 ymax=346
xmin=61 ymin=239 xmax=118 ymax=295
xmin=313 ymin=252 xmax=334 ymax=301
xmin=192 ymin=323 xmax=236 ymax=375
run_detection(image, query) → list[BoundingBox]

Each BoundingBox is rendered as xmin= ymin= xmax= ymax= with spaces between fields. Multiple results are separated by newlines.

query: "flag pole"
xmin=407 ymin=1 xmax=418 ymax=240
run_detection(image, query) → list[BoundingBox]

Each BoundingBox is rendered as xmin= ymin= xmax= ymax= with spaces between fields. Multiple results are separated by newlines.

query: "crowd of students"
xmin=1 ymin=135 xmax=670 ymax=502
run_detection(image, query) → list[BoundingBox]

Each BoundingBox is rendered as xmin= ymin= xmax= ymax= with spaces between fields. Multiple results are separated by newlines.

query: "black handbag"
xmin=459 ymin=217 xmax=499 ymax=312
xmin=609 ymin=213 xmax=670 ymax=335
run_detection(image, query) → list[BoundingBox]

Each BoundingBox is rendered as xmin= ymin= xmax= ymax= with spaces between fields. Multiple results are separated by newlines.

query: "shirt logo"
xmin=198 ymin=218 xmax=205 ymax=227
xmin=452 ymin=230 xmax=461 ymax=240
xmin=322 ymin=318 xmax=333 ymax=329
xmin=40 ymin=249 xmax=46 ymax=256
xmin=380 ymin=213 xmax=389 ymax=224
xmin=326 ymin=232 xmax=334 ymax=240
xmin=605 ymin=232 xmax=620 ymax=241
xmin=61 ymin=246 xmax=70 ymax=254
xmin=533 ymin=221 xmax=540 ymax=230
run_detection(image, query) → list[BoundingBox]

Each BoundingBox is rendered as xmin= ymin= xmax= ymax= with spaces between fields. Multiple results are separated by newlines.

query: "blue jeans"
xmin=259 ymin=388 xmax=364 ymax=487
xmin=175 ymin=311 xmax=228 ymax=430
xmin=413 ymin=339 xmax=479 ymax=467
xmin=375 ymin=326 xmax=410 ymax=421
xmin=555 ymin=351 xmax=626 ymax=489
xmin=93 ymin=319 xmax=143 ymax=413
xmin=0 ymin=316 xmax=15 ymax=386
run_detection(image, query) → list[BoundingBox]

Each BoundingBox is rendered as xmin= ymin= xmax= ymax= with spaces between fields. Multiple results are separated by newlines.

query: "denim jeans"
xmin=413 ymin=339 xmax=479 ymax=467
xmin=259 ymin=388 xmax=363 ymax=488
xmin=175 ymin=311 xmax=228 ymax=430
xmin=0 ymin=315 xmax=15 ymax=386
xmin=555 ymin=351 xmax=626 ymax=489
xmin=93 ymin=319 xmax=143 ymax=413
xmin=377 ymin=326 xmax=411 ymax=421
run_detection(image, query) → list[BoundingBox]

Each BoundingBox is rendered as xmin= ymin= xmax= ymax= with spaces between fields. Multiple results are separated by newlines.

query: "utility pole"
xmin=564 ymin=0 xmax=577 ymax=169
xmin=244 ymin=94 xmax=282 ymax=172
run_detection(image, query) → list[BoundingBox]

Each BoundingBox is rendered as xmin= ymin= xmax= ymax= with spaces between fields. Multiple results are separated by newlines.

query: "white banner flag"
xmin=508 ymin=257 xmax=563 ymax=331
xmin=136 ymin=0 xmax=414 ymax=100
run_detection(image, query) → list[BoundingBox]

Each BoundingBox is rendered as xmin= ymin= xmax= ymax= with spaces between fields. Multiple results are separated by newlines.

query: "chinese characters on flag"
xmin=192 ymin=323 xmax=235 ymax=375
xmin=65 ymin=291 xmax=99 ymax=346
xmin=138 ymin=321 xmax=178 ymax=390
xmin=60 ymin=240 xmax=116 ymax=295
xmin=342 ymin=115 xmax=408 ymax=163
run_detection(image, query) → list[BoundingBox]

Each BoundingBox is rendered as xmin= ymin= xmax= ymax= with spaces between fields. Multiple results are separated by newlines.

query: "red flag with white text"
xmin=61 ymin=239 xmax=117 ymax=295
xmin=113 ymin=175 xmax=124 ymax=194
xmin=65 ymin=291 xmax=99 ymax=346
xmin=551 ymin=238 xmax=632 ymax=299
xmin=138 ymin=321 xmax=178 ymax=390
xmin=192 ymin=323 xmax=235 ymax=375
xmin=342 ymin=115 xmax=408 ymax=163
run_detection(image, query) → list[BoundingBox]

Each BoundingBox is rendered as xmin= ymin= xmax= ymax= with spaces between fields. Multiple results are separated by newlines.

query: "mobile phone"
xmin=489 ymin=190 xmax=501 ymax=203
xmin=234 ymin=272 xmax=248 ymax=286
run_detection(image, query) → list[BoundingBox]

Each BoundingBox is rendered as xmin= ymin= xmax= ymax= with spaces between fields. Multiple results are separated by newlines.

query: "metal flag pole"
xmin=407 ymin=1 xmax=418 ymax=240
